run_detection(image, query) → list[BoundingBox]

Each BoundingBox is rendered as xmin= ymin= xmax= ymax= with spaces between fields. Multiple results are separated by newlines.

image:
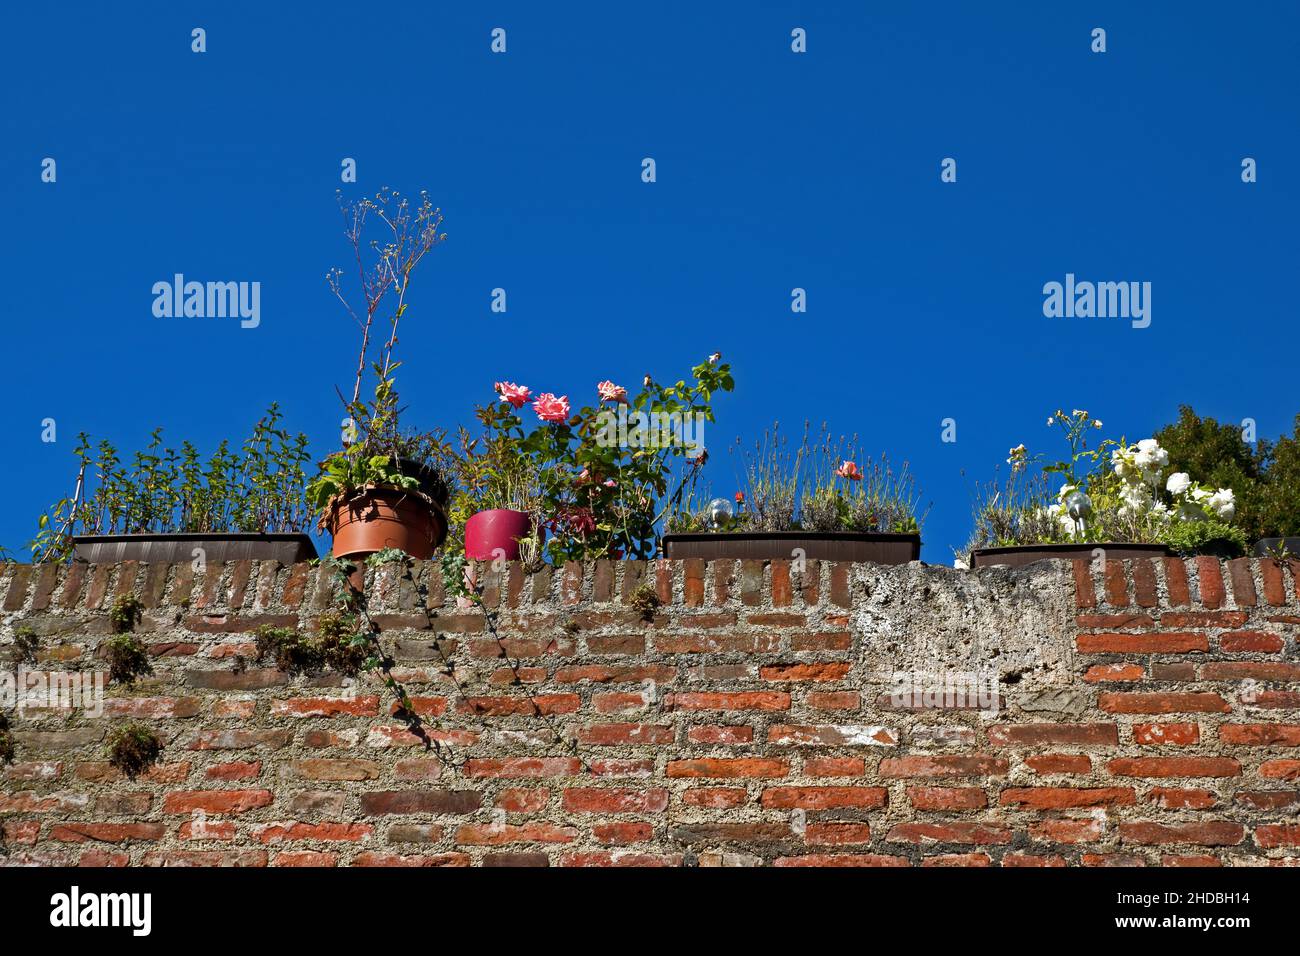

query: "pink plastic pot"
xmin=465 ymin=509 xmax=533 ymax=561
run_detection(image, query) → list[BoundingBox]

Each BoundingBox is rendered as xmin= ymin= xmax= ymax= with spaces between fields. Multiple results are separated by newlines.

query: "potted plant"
xmin=964 ymin=409 xmax=1242 ymax=568
xmin=453 ymin=356 xmax=733 ymax=564
xmin=663 ymin=421 xmax=924 ymax=563
xmin=307 ymin=188 xmax=451 ymax=560
xmin=451 ymin=385 xmax=546 ymax=562
xmin=32 ymin=405 xmax=317 ymax=565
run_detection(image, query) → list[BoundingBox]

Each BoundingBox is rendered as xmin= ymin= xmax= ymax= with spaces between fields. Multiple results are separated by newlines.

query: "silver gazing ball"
xmin=1065 ymin=491 xmax=1093 ymax=521
xmin=707 ymin=497 xmax=733 ymax=528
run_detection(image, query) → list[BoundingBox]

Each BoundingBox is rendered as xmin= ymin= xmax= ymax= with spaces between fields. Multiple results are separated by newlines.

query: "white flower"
xmin=1166 ymin=472 xmax=1192 ymax=496
xmin=1093 ymin=420 xmax=1103 ymax=429
xmin=1046 ymin=417 xmax=1054 ymax=426
xmin=1207 ymin=488 xmax=1236 ymax=521
xmin=1133 ymin=438 xmax=1168 ymax=471
xmin=953 ymin=557 xmax=969 ymax=570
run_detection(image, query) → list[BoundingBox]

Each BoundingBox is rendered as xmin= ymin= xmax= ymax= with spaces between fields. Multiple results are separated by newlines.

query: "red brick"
xmin=806 ymin=822 xmax=872 ymax=846
xmin=987 ymin=724 xmax=1118 ymax=747
xmin=1077 ymin=632 xmax=1208 ymax=653
xmin=1147 ymin=787 xmax=1217 ymax=810
xmin=804 ymin=756 xmax=865 ymax=778
xmin=496 ymin=788 xmax=549 ymax=813
xmin=163 ymin=790 xmax=273 ymax=815
xmin=578 ymin=724 xmax=676 ymax=745
xmin=1255 ymin=825 xmax=1300 ymax=848
xmin=887 ymin=822 xmax=1011 ymax=845
xmin=1260 ymin=559 xmax=1287 ymax=606
xmin=50 ymin=823 xmax=166 ymax=843
xmin=1201 ymin=661 xmax=1300 ymax=681
xmin=1003 ymin=853 xmax=1067 ymax=867
xmin=1226 ymin=558 xmax=1257 ymax=607
xmin=1083 ymin=663 xmax=1144 ymax=683
xmin=907 ymin=786 xmax=987 ymax=810
xmin=1108 ymin=757 xmax=1241 ymax=778
xmin=594 ymin=822 xmax=654 ymax=845
xmin=1025 ymin=754 xmax=1091 ymax=774
xmin=255 ymin=822 xmax=372 ymax=844
xmin=665 ymin=691 xmax=789 ymax=711
xmin=775 ymin=854 xmax=908 ymax=868
xmin=562 ymin=788 xmax=669 ymax=814
xmin=1195 ymin=557 xmax=1225 ymax=608
xmin=1098 ymin=692 xmax=1229 ymax=714
xmin=205 ymin=760 xmax=262 ymax=781
xmin=1132 ymin=559 xmax=1159 ymax=607
xmin=770 ymin=560 xmax=792 ymax=607
xmin=761 ymin=786 xmax=888 ymax=810
xmin=1103 ymin=560 xmax=1128 ymax=606
xmin=1029 ymin=819 xmax=1103 ymax=844
xmin=1119 ymin=821 xmax=1244 ymax=846
xmin=1218 ymin=724 xmax=1300 ymax=746
xmin=1259 ymin=760 xmax=1300 ymax=780
xmin=1133 ymin=723 xmax=1200 ymax=746
xmin=1162 ymin=610 xmax=1248 ymax=627
xmin=1220 ymin=630 xmax=1283 ymax=653
xmin=1000 ymin=788 xmax=1136 ymax=809
xmin=760 ymin=662 xmax=850 ymax=683
xmin=687 ymin=725 xmax=753 ymax=744
xmin=667 ymin=758 xmax=788 ymax=779
xmin=465 ymin=758 xmax=582 ymax=778
xmin=1072 ymin=560 xmax=1096 ymax=608
xmin=456 ymin=823 xmax=578 ymax=846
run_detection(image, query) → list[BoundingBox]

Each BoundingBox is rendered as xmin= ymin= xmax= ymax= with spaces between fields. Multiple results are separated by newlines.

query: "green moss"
xmin=106 ymin=722 xmax=163 ymax=778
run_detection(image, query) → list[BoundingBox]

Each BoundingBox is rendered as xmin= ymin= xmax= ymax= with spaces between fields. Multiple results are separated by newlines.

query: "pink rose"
xmin=494 ymin=381 xmax=530 ymax=409
xmin=836 ymin=460 xmax=863 ymax=481
xmin=533 ymin=392 xmax=570 ymax=423
xmin=603 ymin=478 xmax=617 ymax=488
xmin=597 ymin=380 xmax=627 ymax=403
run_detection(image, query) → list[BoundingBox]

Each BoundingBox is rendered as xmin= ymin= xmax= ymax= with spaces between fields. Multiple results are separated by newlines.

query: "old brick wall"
xmin=1 ymin=555 xmax=1297 ymax=867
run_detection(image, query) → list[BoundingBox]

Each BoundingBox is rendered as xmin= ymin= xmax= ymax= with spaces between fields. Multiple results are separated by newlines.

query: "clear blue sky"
xmin=3 ymin=1 xmax=1296 ymax=562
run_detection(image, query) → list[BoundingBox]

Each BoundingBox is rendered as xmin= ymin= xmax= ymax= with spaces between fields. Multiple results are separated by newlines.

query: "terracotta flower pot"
xmin=327 ymin=488 xmax=447 ymax=560
xmin=465 ymin=508 xmax=532 ymax=561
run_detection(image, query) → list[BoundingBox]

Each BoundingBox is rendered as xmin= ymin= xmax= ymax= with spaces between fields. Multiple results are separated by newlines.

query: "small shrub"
xmin=629 ymin=582 xmax=661 ymax=621
xmin=0 ymin=714 xmax=15 ymax=765
xmin=109 ymin=594 xmax=143 ymax=634
xmin=107 ymin=722 xmax=163 ymax=778
xmin=254 ymin=616 xmax=367 ymax=678
xmin=1165 ymin=519 xmax=1248 ymax=558
xmin=104 ymin=634 xmax=152 ymax=685
xmin=10 ymin=626 xmax=39 ymax=666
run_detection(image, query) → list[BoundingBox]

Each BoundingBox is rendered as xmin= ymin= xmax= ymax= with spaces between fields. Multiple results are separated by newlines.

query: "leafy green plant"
xmin=797 ymin=424 xmax=923 ymax=534
xmin=965 ymin=408 xmax=1242 ymax=559
xmin=106 ymin=723 xmax=163 ymax=778
xmin=31 ymin=404 xmax=311 ymax=562
xmin=628 ymin=582 xmax=660 ymax=622
xmin=0 ymin=714 xmax=15 ymax=765
xmin=310 ymin=188 xmax=448 ymax=521
xmin=253 ymin=617 xmax=367 ymax=678
xmin=1165 ymin=519 xmax=1248 ymax=557
xmin=103 ymin=634 xmax=151 ymax=685
xmin=109 ymin=594 xmax=143 ymax=634
xmin=10 ymin=626 xmax=39 ymax=666
xmin=1156 ymin=406 xmax=1300 ymax=540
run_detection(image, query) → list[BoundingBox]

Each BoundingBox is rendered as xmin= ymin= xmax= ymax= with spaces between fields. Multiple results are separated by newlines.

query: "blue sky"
xmin=3 ymin=1 xmax=1296 ymax=562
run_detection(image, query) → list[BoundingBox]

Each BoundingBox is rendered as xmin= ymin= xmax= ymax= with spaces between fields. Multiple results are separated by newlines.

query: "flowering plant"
xmin=465 ymin=356 xmax=734 ymax=561
xmin=968 ymin=408 xmax=1243 ymax=555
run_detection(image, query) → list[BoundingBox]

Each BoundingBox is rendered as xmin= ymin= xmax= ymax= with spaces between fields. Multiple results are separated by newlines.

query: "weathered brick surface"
xmin=0 ymin=556 xmax=1297 ymax=866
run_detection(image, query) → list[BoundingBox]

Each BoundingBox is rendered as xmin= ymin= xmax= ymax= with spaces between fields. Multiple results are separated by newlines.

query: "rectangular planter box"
xmin=662 ymin=532 xmax=920 ymax=564
xmin=72 ymin=533 xmax=318 ymax=565
xmin=969 ymin=542 xmax=1169 ymax=569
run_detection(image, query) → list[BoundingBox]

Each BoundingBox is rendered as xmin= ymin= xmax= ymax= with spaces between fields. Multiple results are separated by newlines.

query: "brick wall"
xmin=1 ymin=555 xmax=1297 ymax=867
